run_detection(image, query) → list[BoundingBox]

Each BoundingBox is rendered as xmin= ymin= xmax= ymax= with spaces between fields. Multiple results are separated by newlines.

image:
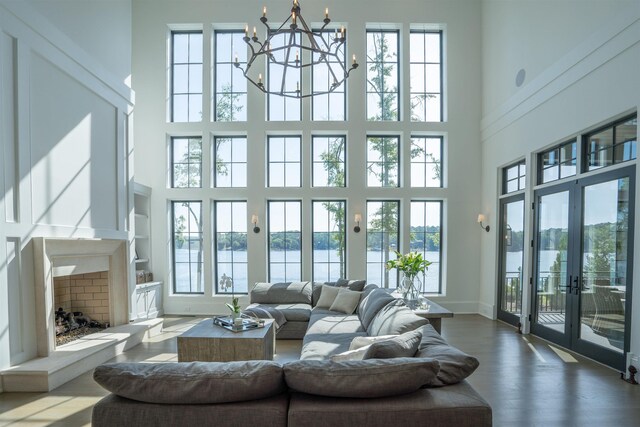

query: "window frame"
xmin=582 ymin=113 xmax=637 ymax=173
xmin=502 ymin=159 xmax=526 ymax=194
xmin=170 ymin=136 xmax=202 ymax=188
xmin=267 ymin=200 xmax=303 ymax=283
xmin=213 ymin=29 xmax=248 ymax=122
xmin=267 ymin=135 xmax=302 ymax=188
xmin=311 ymin=199 xmax=347 ymax=283
xmin=171 ymin=200 xmax=204 ymax=295
xmin=170 ymin=30 xmax=203 ymax=123
xmin=366 ymin=29 xmax=401 ymax=122
xmin=410 ymin=135 xmax=443 ymax=188
xmin=409 ymin=200 xmax=443 ymax=294
xmin=213 ymin=135 xmax=248 ymax=188
xmin=214 ymin=200 xmax=248 ymax=295
xmin=537 ymin=140 xmax=577 ymax=185
xmin=365 ymin=199 xmax=401 ymax=289
xmin=367 ymin=134 xmax=400 ymax=188
xmin=311 ymin=28 xmax=347 ymax=121
xmin=311 ymin=135 xmax=347 ymax=188
xmin=409 ymin=29 xmax=443 ymax=122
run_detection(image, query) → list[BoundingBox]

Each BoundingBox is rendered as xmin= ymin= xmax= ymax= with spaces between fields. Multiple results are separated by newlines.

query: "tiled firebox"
xmin=53 ymin=271 xmax=111 ymax=324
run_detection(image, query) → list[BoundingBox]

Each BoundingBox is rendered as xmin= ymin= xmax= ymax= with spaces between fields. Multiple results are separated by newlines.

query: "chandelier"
xmin=234 ymin=0 xmax=358 ymax=98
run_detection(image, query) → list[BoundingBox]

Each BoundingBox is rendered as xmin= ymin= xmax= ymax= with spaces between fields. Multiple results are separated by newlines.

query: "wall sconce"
xmin=477 ymin=214 xmax=490 ymax=232
xmin=354 ymin=213 xmax=362 ymax=233
xmin=251 ymin=214 xmax=260 ymax=233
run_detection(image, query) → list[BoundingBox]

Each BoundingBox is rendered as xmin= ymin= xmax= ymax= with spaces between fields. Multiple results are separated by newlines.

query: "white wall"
xmin=479 ymin=0 xmax=640 ymax=356
xmin=26 ymin=0 xmax=132 ymax=85
xmin=0 ymin=0 xmax=133 ymax=374
xmin=131 ymin=0 xmax=483 ymax=315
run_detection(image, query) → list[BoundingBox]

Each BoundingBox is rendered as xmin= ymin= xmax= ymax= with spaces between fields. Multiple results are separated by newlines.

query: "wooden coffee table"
xmin=177 ymin=318 xmax=275 ymax=362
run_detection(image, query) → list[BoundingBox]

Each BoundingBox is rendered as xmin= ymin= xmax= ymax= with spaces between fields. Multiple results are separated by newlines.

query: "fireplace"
xmin=33 ymin=238 xmax=130 ymax=356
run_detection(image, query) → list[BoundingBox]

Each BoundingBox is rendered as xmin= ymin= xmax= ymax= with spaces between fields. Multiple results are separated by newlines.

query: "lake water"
xmin=174 ymin=248 xmax=573 ymax=294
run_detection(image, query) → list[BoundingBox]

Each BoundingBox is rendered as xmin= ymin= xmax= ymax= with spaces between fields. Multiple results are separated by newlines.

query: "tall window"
xmin=539 ymin=140 xmax=576 ymax=184
xmin=171 ymin=137 xmax=202 ymax=188
xmin=215 ymin=201 xmax=248 ymax=294
xmin=366 ymin=201 xmax=399 ymax=288
xmin=410 ymin=30 xmax=442 ymax=122
xmin=366 ymin=30 xmax=399 ymax=121
xmin=172 ymin=201 xmax=203 ymax=294
xmin=503 ymin=160 xmax=526 ymax=193
xmin=585 ymin=115 xmax=637 ymax=172
xmin=312 ymin=201 xmax=346 ymax=282
xmin=312 ymin=29 xmax=346 ymax=121
xmin=170 ymin=31 xmax=202 ymax=122
xmin=214 ymin=136 xmax=247 ymax=187
xmin=367 ymin=136 xmax=399 ymax=187
xmin=268 ymin=136 xmax=301 ymax=187
xmin=410 ymin=136 xmax=442 ymax=187
xmin=312 ymin=135 xmax=346 ymax=187
xmin=268 ymin=32 xmax=302 ymax=121
xmin=214 ymin=30 xmax=247 ymax=121
xmin=268 ymin=201 xmax=302 ymax=282
xmin=410 ymin=201 xmax=442 ymax=293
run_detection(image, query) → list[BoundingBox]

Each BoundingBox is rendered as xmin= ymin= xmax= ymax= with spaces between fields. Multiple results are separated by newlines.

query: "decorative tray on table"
xmin=213 ymin=314 xmax=265 ymax=332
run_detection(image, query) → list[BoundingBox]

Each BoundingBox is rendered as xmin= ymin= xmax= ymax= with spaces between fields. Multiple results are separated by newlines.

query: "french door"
xmin=531 ymin=166 xmax=635 ymax=370
xmin=497 ymin=194 xmax=525 ymax=326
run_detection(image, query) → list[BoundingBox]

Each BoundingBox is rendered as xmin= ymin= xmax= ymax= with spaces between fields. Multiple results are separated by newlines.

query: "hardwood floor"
xmin=1 ymin=315 xmax=639 ymax=426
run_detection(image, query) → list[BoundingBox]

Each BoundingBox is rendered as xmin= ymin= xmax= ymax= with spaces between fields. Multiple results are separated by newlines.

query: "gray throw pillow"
xmin=367 ymin=300 xmax=429 ymax=336
xmin=416 ymin=324 xmax=480 ymax=386
xmin=315 ymin=285 xmax=341 ymax=309
xmin=250 ymin=282 xmax=312 ymax=304
xmin=283 ymin=358 xmax=440 ymax=398
xmin=93 ymin=361 xmax=285 ymax=404
xmin=357 ymin=288 xmax=396 ymax=329
xmin=363 ymin=329 xmax=422 ymax=359
xmin=335 ymin=278 xmax=366 ymax=292
xmin=329 ymin=288 xmax=362 ymax=314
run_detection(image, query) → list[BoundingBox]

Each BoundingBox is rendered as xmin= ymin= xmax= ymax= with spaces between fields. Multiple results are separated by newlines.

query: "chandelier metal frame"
xmin=234 ymin=0 xmax=358 ymax=99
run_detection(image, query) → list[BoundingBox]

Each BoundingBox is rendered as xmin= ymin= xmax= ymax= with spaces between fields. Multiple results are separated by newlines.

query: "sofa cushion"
xmin=247 ymin=303 xmax=311 ymax=322
xmin=93 ymin=361 xmax=285 ymax=404
xmin=315 ymin=285 xmax=341 ymax=309
xmin=367 ymin=300 xmax=429 ymax=336
xmin=307 ymin=312 xmax=366 ymax=335
xmin=329 ymin=345 xmax=371 ymax=361
xmin=416 ymin=324 xmax=480 ymax=386
xmin=312 ymin=279 xmax=367 ymax=306
xmin=357 ymin=288 xmax=396 ymax=329
xmin=283 ymin=358 xmax=440 ymax=398
xmin=349 ymin=334 xmax=398 ymax=350
xmin=363 ymin=329 xmax=422 ymax=359
xmin=329 ymin=289 xmax=362 ymax=314
xmin=251 ymin=282 xmax=312 ymax=305
xmin=300 ymin=332 xmax=367 ymax=360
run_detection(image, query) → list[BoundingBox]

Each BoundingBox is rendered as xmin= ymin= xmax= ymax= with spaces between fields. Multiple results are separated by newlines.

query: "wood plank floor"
xmin=1 ymin=314 xmax=639 ymax=426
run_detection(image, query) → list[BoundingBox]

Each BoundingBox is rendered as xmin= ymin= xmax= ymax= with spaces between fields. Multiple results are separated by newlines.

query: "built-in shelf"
xmin=134 ymin=235 xmax=148 ymax=239
xmin=135 ymin=258 xmax=149 ymax=264
xmin=134 ymin=213 xmax=148 ymax=219
xmin=134 ymin=183 xmax=160 ymax=321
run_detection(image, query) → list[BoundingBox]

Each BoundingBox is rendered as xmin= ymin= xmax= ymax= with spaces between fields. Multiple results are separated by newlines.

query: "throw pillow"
xmin=363 ymin=329 xmax=423 ymax=359
xmin=93 ymin=361 xmax=285 ymax=404
xmin=315 ymin=285 xmax=341 ymax=309
xmin=415 ymin=324 xmax=480 ymax=386
xmin=329 ymin=345 xmax=371 ymax=362
xmin=283 ymin=358 xmax=440 ymax=398
xmin=357 ymin=288 xmax=396 ymax=329
xmin=367 ymin=300 xmax=429 ymax=336
xmin=349 ymin=334 xmax=398 ymax=351
xmin=329 ymin=288 xmax=362 ymax=314
xmin=336 ymin=278 xmax=367 ymax=292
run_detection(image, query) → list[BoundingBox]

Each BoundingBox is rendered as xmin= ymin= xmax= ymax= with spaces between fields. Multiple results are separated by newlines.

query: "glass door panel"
xmin=578 ymin=177 xmax=630 ymax=353
xmin=533 ymin=190 xmax=571 ymax=341
xmin=498 ymin=196 xmax=525 ymax=325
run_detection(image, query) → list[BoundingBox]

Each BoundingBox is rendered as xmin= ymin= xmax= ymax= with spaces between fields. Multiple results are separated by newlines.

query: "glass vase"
xmin=401 ymin=276 xmax=422 ymax=306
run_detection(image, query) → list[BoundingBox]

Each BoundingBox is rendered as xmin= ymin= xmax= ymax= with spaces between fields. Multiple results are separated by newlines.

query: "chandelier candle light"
xmin=234 ymin=0 xmax=358 ymax=98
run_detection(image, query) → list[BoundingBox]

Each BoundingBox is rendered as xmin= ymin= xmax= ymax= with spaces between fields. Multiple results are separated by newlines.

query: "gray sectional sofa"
xmin=92 ymin=281 xmax=492 ymax=427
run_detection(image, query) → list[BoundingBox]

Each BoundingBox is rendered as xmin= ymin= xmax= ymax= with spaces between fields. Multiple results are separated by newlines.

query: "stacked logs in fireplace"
xmin=55 ymin=307 xmax=108 ymax=335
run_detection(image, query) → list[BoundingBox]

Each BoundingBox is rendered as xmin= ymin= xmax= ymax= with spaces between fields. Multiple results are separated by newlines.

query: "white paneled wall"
xmin=0 ymin=1 xmax=133 ymax=373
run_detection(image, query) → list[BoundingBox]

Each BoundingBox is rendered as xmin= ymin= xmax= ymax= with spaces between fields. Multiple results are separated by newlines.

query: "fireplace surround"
xmin=33 ymin=238 xmax=130 ymax=356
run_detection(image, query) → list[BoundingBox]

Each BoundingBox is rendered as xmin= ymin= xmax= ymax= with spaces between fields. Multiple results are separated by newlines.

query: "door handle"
xmin=573 ymin=275 xmax=581 ymax=295
xmin=565 ymin=275 xmax=573 ymax=293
